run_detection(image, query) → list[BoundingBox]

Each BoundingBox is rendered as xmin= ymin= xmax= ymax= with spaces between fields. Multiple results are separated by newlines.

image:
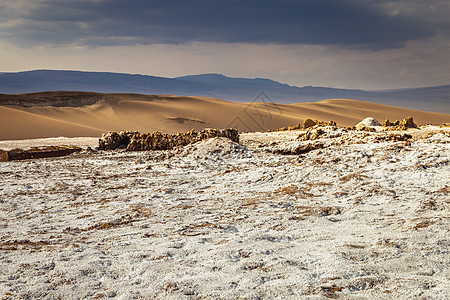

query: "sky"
xmin=0 ymin=0 xmax=449 ymax=90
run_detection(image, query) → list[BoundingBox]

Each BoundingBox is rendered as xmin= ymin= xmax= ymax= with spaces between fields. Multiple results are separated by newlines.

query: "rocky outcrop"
xmin=98 ymin=128 xmax=239 ymax=151
xmin=0 ymin=150 xmax=9 ymax=162
xmin=275 ymin=124 xmax=301 ymax=132
xmin=298 ymin=128 xmax=324 ymax=141
xmin=0 ymin=146 xmax=82 ymax=162
xmin=303 ymin=119 xmax=336 ymax=129
xmin=98 ymin=131 xmax=138 ymax=150
xmin=276 ymin=119 xmax=336 ymax=131
xmin=382 ymin=119 xmax=398 ymax=127
xmin=399 ymin=117 xmax=418 ymax=129
xmin=383 ymin=117 xmax=417 ymax=131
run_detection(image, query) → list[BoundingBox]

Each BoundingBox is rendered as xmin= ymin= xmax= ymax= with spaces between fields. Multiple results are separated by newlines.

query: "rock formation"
xmin=0 ymin=146 xmax=82 ymax=162
xmin=302 ymin=119 xmax=336 ymax=129
xmin=98 ymin=128 xmax=239 ymax=151
xmin=276 ymin=119 xmax=336 ymax=131
xmin=382 ymin=119 xmax=399 ymax=127
xmin=98 ymin=131 xmax=138 ymax=150
xmin=273 ymin=143 xmax=324 ymax=155
xmin=298 ymin=128 xmax=324 ymax=141
xmin=383 ymin=117 xmax=418 ymax=131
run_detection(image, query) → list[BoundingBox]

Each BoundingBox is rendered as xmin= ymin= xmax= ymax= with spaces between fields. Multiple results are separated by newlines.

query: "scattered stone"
xmin=302 ymin=119 xmax=336 ymax=129
xmin=298 ymin=128 xmax=324 ymax=141
xmin=318 ymin=206 xmax=342 ymax=216
xmin=98 ymin=128 xmax=239 ymax=151
xmin=374 ymin=133 xmax=412 ymax=142
xmin=275 ymin=119 xmax=336 ymax=131
xmin=274 ymin=142 xmax=324 ymax=155
xmin=84 ymin=147 xmax=96 ymax=154
xmin=383 ymin=117 xmax=418 ymax=131
xmin=276 ymin=123 xmax=302 ymax=131
xmin=358 ymin=126 xmax=377 ymax=132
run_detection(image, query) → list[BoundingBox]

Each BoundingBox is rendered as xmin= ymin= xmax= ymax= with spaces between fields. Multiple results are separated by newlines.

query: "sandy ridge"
xmin=1 ymin=93 xmax=449 ymax=140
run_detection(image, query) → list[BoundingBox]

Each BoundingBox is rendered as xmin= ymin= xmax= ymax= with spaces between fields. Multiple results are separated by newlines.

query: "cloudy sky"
xmin=0 ymin=0 xmax=449 ymax=90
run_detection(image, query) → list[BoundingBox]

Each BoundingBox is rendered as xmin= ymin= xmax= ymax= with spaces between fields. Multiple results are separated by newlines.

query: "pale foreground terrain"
xmin=0 ymin=126 xmax=449 ymax=299
xmin=1 ymin=92 xmax=450 ymax=140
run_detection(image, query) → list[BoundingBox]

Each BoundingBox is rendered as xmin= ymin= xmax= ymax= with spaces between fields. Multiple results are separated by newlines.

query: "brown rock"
xmin=275 ymin=123 xmax=302 ymax=131
xmin=99 ymin=128 xmax=239 ymax=151
xmin=358 ymin=126 xmax=376 ymax=132
xmin=298 ymin=128 xmax=324 ymax=141
xmin=98 ymin=131 xmax=138 ymax=150
xmin=383 ymin=117 xmax=417 ymax=131
xmin=302 ymin=119 xmax=329 ymax=129
xmin=302 ymin=119 xmax=317 ymax=129
xmin=274 ymin=143 xmax=324 ymax=155
xmin=374 ymin=133 xmax=412 ymax=142
xmin=275 ymin=119 xmax=336 ymax=132
xmin=328 ymin=120 xmax=337 ymax=126
xmin=382 ymin=119 xmax=395 ymax=127
xmin=2 ymin=146 xmax=82 ymax=161
xmin=0 ymin=149 xmax=10 ymax=162
xmin=399 ymin=117 xmax=417 ymax=129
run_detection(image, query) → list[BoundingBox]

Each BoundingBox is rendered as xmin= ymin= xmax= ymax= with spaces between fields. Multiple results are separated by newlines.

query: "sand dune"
xmin=0 ymin=106 xmax=104 ymax=140
xmin=1 ymin=93 xmax=449 ymax=140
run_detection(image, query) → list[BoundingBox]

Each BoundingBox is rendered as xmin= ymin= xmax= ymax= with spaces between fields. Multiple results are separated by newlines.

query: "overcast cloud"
xmin=0 ymin=0 xmax=447 ymax=49
xmin=0 ymin=0 xmax=448 ymax=89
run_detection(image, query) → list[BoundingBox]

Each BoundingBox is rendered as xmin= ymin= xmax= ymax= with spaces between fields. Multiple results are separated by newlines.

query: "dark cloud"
xmin=0 ymin=0 xmax=446 ymax=49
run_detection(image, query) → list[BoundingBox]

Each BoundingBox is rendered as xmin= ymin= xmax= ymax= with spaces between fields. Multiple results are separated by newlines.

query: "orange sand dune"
xmin=0 ymin=106 xmax=104 ymax=140
xmin=1 ymin=93 xmax=449 ymax=140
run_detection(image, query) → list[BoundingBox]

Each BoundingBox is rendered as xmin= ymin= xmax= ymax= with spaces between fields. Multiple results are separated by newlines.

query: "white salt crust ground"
xmin=0 ymin=137 xmax=99 ymax=151
xmin=0 ymin=127 xmax=449 ymax=299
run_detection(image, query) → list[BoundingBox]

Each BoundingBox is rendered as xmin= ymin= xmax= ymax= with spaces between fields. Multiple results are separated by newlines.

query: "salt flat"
xmin=0 ymin=137 xmax=99 ymax=151
xmin=0 ymin=126 xmax=449 ymax=299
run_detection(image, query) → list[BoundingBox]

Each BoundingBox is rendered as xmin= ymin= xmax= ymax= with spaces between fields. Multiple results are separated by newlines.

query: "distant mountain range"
xmin=0 ymin=70 xmax=448 ymax=113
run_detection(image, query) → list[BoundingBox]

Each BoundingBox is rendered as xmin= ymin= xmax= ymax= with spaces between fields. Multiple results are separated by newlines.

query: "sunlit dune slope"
xmin=1 ymin=93 xmax=449 ymax=140
xmin=0 ymin=106 xmax=104 ymax=140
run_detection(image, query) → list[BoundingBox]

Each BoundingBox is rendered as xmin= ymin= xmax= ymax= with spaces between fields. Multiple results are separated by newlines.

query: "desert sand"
xmin=0 ymin=106 xmax=104 ymax=140
xmin=1 ymin=92 xmax=449 ymax=140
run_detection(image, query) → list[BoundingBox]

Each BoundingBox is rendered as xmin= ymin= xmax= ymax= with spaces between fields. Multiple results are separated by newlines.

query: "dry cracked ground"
xmin=0 ymin=126 xmax=449 ymax=299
